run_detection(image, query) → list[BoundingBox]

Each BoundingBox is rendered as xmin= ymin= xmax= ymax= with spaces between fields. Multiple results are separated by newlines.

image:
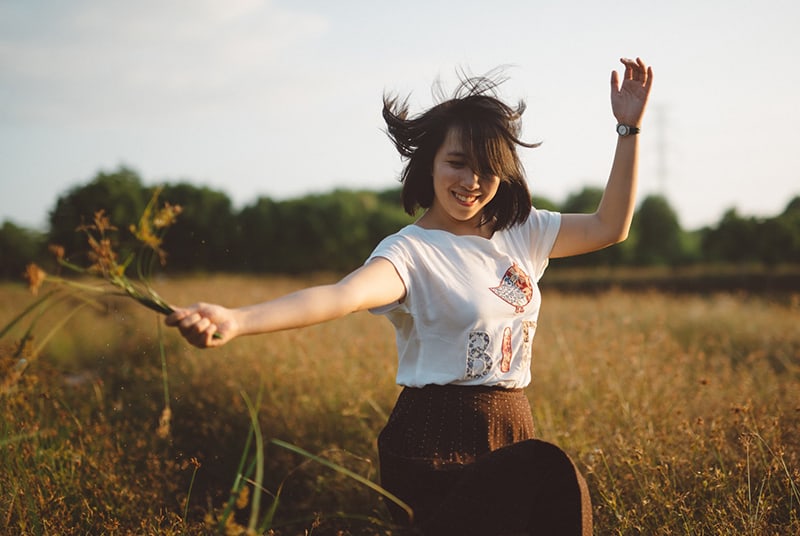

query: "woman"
xmin=167 ymin=57 xmax=653 ymax=535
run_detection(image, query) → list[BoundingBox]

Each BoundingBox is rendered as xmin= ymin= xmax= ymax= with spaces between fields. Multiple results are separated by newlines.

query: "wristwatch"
xmin=616 ymin=124 xmax=640 ymax=136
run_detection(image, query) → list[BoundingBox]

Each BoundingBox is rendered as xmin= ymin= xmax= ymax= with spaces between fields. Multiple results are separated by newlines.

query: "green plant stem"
xmin=13 ymin=291 xmax=95 ymax=359
xmin=156 ymin=318 xmax=170 ymax=411
xmin=218 ymin=442 xmax=257 ymax=530
xmin=0 ymin=289 xmax=59 ymax=340
xmin=183 ymin=463 xmax=200 ymax=522
xmin=241 ymin=390 xmax=266 ymax=533
xmin=30 ymin=303 xmax=91 ymax=360
xmin=46 ymin=271 xmax=115 ymax=295
xmin=57 ymin=258 xmax=174 ymax=315
xmin=257 ymin=479 xmax=282 ymax=534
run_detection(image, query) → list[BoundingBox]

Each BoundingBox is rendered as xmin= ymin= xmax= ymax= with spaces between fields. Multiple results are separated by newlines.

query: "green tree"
xmin=701 ymin=208 xmax=760 ymax=264
xmin=374 ymin=186 xmax=403 ymax=207
xmin=364 ymin=191 xmax=415 ymax=252
xmin=48 ymin=166 xmax=147 ymax=261
xmin=782 ymin=196 xmax=800 ymax=216
xmin=0 ymin=221 xmax=46 ymax=279
xmin=631 ymin=195 xmax=684 ymax=265
xmin=559 ymin=187 xmax=602 ymax=214
xmin=235 ymin=188 xmax=412 ymax=274
xmin=698 ymin=198 xmax=800 ymax=265
xmin=235 ymin=196 xmax=282 ymax=272
xmin=160 ymin=183 xmax=238 ymax=272
xmin=776 ymin=196 xmax=800 ymax=262
xmin=754 ymin=218 xmax=795 ymax=265
xmin=275 ymin=190 xmax=394 ymax=272
xmin=532 ymin=195 xmax=559 ymax=212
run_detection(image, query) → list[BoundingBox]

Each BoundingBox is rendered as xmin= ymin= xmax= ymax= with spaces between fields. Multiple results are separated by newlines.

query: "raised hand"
xmin=611 ymin=57 xmax=653 ymax=127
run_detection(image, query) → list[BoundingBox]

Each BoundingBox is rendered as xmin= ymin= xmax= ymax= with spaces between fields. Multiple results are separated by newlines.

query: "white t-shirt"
xmin=367 ymin=208 xmax=561 ymax=389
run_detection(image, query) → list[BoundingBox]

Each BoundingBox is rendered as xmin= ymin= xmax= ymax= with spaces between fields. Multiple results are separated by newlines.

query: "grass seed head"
xmin=156 ymin=406 xmax=172 ymax=439
xmin=48 ymin=244 xmax=65 ymax=261
xmin=24 ymin=263 xmax=47 ymax=295
xmin=235 ymin=484 xmax=250 ymax=510
xmin=153 ymin=202 xmax=182 ymax=229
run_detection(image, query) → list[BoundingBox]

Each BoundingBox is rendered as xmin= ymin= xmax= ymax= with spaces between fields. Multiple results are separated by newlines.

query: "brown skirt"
xmin=378 ymin=384 xmax=592 ymax=535
xmin=379 ymin=384 xmax=535 ymax=466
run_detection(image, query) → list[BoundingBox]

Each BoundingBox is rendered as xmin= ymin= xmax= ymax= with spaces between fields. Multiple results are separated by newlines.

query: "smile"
xmin=452 ymin=191 xmax=479 ymax=205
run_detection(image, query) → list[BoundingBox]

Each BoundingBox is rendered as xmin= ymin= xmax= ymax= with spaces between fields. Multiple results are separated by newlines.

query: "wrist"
xmin=226 ymin=307 xmax=249 ymax=337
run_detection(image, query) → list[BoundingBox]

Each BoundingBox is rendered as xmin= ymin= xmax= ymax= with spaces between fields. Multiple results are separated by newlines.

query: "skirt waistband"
xmin=405 ymin=383 xmax=526 ymax=395
xmin=380 ymin=381 xmax=535 ymax=466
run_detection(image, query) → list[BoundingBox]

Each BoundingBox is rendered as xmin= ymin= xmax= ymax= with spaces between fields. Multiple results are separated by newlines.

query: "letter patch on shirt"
xmin=489 ymin=263 xmax=533 ymax=313
xmin=500 ymin=326 xmax=512 ymax=373
xmin=466 ymin=331 xmax=492 ymax=379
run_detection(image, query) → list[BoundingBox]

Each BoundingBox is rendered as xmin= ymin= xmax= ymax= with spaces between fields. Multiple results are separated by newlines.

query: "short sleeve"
xmin=365 ymin=231 xmax=412 ymax=315
xmin=521 ymin=208 xmax=561 ymax=280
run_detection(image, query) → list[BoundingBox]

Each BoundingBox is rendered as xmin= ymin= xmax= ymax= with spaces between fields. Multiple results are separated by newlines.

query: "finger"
xmin=165 ymin=307 xmax=190 ymax=326
xmin=193 ymin=316 xmax=212 ymax=335
xmin=620 ymin=57 xmax=635 ymax=80
xmin=204 ymin=324 xmax=221 ymax=346
xmin=193 ymin=322 xmax=217 ymax=348
xmin=644 ymin=66 xmax=654 ymax=91
xmin=191 ymin=324 xmax=221 ymax=349
xmin=610 ymin=69 xmax=620 ymax=93
xmin=620 ymin=57 xmax=650 ymax=87
xmin=185 ymin=323 xmax=212 ymax=347
xmin=178 ymin=312 xmax=204 ymax=335
xmin=189 ymin=333 xmax=209 ymax=349
xmin=635 ymin=57 xmax=649 ymax=83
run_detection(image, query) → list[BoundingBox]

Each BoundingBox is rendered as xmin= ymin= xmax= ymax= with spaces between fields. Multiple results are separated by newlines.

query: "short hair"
xmin=382 ymin=73 xmax=540 ymax=231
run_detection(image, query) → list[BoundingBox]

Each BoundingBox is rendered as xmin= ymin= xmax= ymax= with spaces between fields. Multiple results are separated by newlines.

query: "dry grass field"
xmin=1 ymin=274 xmax=799 ymax=535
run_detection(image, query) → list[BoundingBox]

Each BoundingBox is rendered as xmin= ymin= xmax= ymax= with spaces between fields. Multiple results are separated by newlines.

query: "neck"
xmin=415 ymin=210 xmax=495 ymax=239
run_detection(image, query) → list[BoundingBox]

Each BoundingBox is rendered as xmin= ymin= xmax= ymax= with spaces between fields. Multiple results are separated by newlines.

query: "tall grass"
xmin=1 ymin=275 xmax=798 ymax=534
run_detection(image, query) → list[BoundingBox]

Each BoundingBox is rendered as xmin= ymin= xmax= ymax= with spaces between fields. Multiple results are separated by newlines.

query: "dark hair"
xmin=382 ymin=72 xmax=540 ymax=230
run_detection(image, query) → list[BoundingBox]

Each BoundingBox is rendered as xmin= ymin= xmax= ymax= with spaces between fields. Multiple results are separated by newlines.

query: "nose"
xmin=460 ymin=169 xmax=481 ymax=189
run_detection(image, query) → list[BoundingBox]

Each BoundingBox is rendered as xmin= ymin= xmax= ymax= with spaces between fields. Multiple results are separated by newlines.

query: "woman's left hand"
xmin=611 ymin=57 xmax=653 ymax=127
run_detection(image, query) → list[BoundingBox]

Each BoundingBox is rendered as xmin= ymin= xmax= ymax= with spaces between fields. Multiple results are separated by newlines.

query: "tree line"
xmin=2 ymin=166 xmax=799 ymax=280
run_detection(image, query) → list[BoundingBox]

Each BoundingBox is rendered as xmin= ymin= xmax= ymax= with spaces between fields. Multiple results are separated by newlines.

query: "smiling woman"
xmin=382 ymin=77 xmax=539 ymax=236
xmin=166 ymin=58 xmax=653 ymax=535
xmin=424 ymin=128 xmax=504 ymax=237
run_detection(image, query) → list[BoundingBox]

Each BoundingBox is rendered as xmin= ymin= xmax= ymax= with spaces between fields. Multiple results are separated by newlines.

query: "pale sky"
xmin=1 ymin=0 xmax=798 ymax=232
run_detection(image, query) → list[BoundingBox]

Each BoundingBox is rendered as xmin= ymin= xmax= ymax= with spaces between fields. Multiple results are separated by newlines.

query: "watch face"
xmin=617 ymin=124 xmax=628 ymax=136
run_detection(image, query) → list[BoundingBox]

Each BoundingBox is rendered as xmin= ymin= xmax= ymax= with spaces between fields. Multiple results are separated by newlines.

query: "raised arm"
xmin=165 ymin=257 xmax=406 ymax=348
xmin=550 ymin=57 xmax=654 ymax=259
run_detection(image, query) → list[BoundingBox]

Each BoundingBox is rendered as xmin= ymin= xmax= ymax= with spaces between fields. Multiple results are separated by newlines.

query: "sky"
xmin=1 ymin=0 xmax=798 ymax=232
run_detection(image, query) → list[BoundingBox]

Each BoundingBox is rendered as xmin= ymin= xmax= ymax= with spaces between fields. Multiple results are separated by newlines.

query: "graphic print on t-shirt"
xmin=489 ymin=263 xmax=533 ymax=313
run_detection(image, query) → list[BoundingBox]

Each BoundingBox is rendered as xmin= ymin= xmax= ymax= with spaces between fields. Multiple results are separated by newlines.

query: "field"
xmin=1 ymin=274 xmax=799 ymax=535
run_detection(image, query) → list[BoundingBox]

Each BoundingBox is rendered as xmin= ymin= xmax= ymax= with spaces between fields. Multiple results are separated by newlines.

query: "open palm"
xmin=611 ymin=57 xmax=653 ymax=127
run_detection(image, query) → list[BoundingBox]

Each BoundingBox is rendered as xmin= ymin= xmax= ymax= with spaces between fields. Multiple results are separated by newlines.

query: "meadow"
xmin=1 ymin=274 xmax=798 ymax=535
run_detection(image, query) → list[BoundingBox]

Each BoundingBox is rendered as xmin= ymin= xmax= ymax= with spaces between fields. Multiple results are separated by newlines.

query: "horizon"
xmin=4 ymin=164 xmax=798 ymax=234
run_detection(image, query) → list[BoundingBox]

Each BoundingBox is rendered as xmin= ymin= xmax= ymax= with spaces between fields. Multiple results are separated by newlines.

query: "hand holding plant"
xmin=3 ymin=188 xmax=182 ymax=366
xmin=44 ymin=187 xmax=181 ymax=314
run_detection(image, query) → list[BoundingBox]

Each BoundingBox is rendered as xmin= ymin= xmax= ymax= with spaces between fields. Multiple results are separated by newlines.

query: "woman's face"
xmin=425 ymin=128 xmax=501 ymax=234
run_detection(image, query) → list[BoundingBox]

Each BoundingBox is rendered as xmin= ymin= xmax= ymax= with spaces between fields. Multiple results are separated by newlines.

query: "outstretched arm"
xmin=550 ymin=57 xmax=654 ymax=259
xmin=165 ymin=257 xmax=405 ymax=348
